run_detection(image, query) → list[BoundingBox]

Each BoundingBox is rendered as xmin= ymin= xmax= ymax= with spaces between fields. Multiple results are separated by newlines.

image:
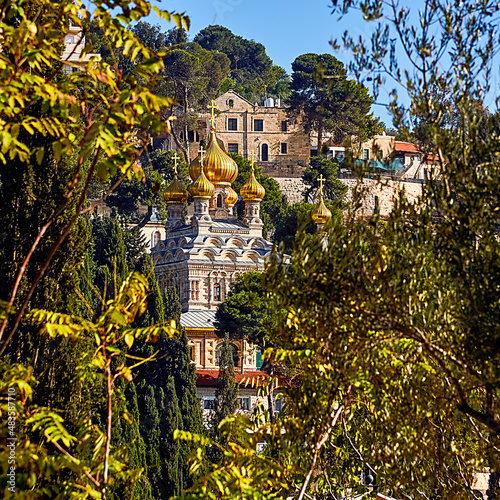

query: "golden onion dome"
xmin=189 ymin=153 xmax=203 ymax=182
xmin=240 ymin=164 xmax=265 ymax=201
xmin=203 ymin=127 xmax=238 ymax=186
xmin=311 ymin=194 xmax=332 ymax=225
xmin=227 ymin=186 xmax=238 ymax=207
xmin=189 ymin=166 xmax=215 ymax=198
xmin=163 ymin=174 xmax=188 ymax=204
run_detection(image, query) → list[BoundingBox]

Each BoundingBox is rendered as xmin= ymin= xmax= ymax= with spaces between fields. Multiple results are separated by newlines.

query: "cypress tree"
xmin=209 ymin=334 xmax=239 ymax=462
xmin=173 ymin=329 xmax=204 ymax=490
xmin=110 ymin=380 xmax=153 ymax=500
xmin=159 ymin=376 xmax=183 ymax=498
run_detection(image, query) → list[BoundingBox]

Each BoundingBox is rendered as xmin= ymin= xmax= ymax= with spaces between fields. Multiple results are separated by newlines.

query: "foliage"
xmin=215 ymin=272 xmax=276 ymax=349
xmin=273 ymin=202 xmax=336 ymax=252
xmin=0 ymin=273 xmax=176 ymax=498
xmin=209 ymin=336 xmax=239 ymax=463
xmin=302 ymin=156 xmax=348 ymax=203
xmin=0 ymin=0 xmax=188 ymax=356
xmin=288 ymin=53 xmax=382 ymax=149
xmin=194 ymin=25 xmax=284 ymax=98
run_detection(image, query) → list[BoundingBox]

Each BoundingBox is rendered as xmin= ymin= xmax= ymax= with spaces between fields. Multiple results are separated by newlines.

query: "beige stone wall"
xmin=274 ymin=178 xmax=308 ymax=204
xmin=339 ymin=178 xmax=424 ymax=217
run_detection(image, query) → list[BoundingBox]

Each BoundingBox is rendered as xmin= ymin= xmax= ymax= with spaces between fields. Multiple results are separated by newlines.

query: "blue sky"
xmin=152 ymin=0 xmax=500 ymax=126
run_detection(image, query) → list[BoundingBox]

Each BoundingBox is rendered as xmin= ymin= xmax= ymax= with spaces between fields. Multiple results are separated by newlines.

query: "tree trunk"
xmin=184 ymin=86 xmax=190 ymax=162
xmin=317 ymin=123 xmax=323 ymax=154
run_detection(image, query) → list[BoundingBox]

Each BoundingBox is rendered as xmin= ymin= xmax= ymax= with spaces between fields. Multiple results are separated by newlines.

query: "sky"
xmin=154 ymin=0 xmax=397 ymax=125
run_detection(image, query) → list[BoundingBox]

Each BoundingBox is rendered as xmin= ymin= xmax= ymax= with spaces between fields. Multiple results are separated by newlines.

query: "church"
xmin=152 ymin=102 xmax=276 ymax=410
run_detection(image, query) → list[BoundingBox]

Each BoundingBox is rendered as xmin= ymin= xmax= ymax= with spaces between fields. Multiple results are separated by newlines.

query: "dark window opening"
xmin=281 ymin=120 xmax=288 ymax=132
xmin=204 ymin=398 xmax=215 ymax=410
xmin=254 ymin=119 xmax=263 ymax=131
xmin=310 ymin=149 xmax=318 ymax=157
xmin=228 ymin=143 xmax=239 ymax=154
xmin=228 ymin=118 xmax=237 ymax=131
xmin=228 ymin=99 xmax=234 ymax=108
xmin=261 ymin=143 xmax=268 ymax=161
xmin=215 ymin=341 xmax=239 ymax=366
xmin=188 ymin=130 xmax=194 ymax=142
xmin=213 ymin=283 xmax=221 ymax=301
xmin=281 ymin=143 xmax=287 ymax=154
xmin=216 ymin=194 xmax=223 ymax=208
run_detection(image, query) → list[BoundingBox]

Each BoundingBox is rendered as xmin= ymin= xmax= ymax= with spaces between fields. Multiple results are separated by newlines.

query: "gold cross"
xmin=172 ymin=152 xmax=179 ymax=175
xmin=199 ymin=145 xmax=206 ymax=163
xmin=249 ymin=150 xmax=258 ymax=164
xmin=318 ymin=174 xmax=325 ymax=193
xmin=207 ymin=100 xmax=218 ymax=128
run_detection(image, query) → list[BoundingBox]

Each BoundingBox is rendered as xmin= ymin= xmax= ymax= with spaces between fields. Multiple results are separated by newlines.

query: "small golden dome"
xmin=311 ymin=194 xmax=332 ymax=225
xmin=163 ymin=174 xmax=188 ymax=204
xmin=240 ymin=164 xmax=265 ymax=201
xmin=189 ymin=166 xmax=215 ymax=198
xmin=203 ymin=127 xmax=238 ymax=186
xmin=227 ymin=186 xmax=238 ymax=207
xmin=189 ymin=153 xmax=203 ymax=182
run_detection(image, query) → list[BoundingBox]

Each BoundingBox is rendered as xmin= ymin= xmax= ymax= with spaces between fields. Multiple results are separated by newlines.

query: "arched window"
xmin=213 ymin=283 xmax=221 ymax=301
xmin=152 ymin=231 xmax=161 ymax=248
xmin=216 ymin=342 xmax=239 ymax=367
xmin=228 ymin=99 xmax=234 ymax=108
xmin=261 ymin=143 xmax=268 ymax=161
xmin=216 ymin=194 xmax=223 ymax=208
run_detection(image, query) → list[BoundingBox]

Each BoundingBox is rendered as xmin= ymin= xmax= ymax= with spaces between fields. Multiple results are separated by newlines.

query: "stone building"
xmin=62 ymin=24 xmax=100 ymax=73
xmin=183 ymin=90 xmax=310 ymax=176
xmin=152 ymin=103 xmax=274 ymax=412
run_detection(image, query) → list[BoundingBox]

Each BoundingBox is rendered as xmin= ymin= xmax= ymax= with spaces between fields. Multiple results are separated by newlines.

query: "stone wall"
xmin=272 ymin=176 xmax=425 ymax=214
xmin=274 ymin=177 xmax=308 ymax=204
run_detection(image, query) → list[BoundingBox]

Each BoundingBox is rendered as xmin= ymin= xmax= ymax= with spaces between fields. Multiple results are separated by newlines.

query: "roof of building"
xmin=394 ymin=141 xmax=421 ymax=153
xmin=197 ymin=369 xmax=269 ymax=387
xmin=180 ymin=309 xmax=217 ymax=329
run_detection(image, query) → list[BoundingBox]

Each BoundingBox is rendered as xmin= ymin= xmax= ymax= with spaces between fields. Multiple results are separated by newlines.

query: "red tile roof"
xmin=197 ymin=369 xmax=270 ymax=387
xmin=394 ymin=141 xmax=421 ymax=153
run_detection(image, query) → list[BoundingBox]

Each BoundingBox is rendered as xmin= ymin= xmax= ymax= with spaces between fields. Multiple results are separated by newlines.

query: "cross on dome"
xmin=207 ymin=100 xmax=218 ymax=128
xmin=318 ymin=174 xmax=325 ymax=195
xmin=172 ymin=152 xmax=179 ymax=175
xmin=199 ymin=145 xmax=206 ymax=163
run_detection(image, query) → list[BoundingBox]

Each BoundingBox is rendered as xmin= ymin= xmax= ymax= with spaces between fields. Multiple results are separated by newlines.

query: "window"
xmin=254 ymin=119 xmax=263 ymax=131
xmin=228 ymin=118 xmax=238 ymax=131
xmin=275 ymin=398 xmax=284 ymax=412
xmin=256 ymin=348 xmax=264 ymax=369
xmin=228 ymin=99 xmax=234 ymax=108
xmin=239 ymin=397 xmax=251 ymax=411
xmin=281 ymin=120 xmax=288 ymax=132
xmin=215 ymin=342 xmax=239 ymax=366
xmin=213 ymin=283 xmax=221 ymax=301
xmin=152 ymin=231 xmax=161 ymax=248
xmin=363 ymin=148 xmax=370 ymax=160
xmin=374 ymin=195 xmax=379 ymax=213
xmin=62 ymin=64 xmax=78 ymax=74
xmin=335 ymin=151 xmax=345 ymax=160
xmin=204 ymin=397 xmax=216 ymax=410
xmin=228 ymin=143 xmax=239 ymax=154
xmin=216 ymin=194 xmax=223 ymax=208
xmin=280 ymin=143 xmax=287 ymax=154
xmin=310 ymin=149 xmax=318 ymax=157
xmin=187 ymin=131 xmax=199 ymax=142
xmin=261 ymin=143 xmax=268 ymax=161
